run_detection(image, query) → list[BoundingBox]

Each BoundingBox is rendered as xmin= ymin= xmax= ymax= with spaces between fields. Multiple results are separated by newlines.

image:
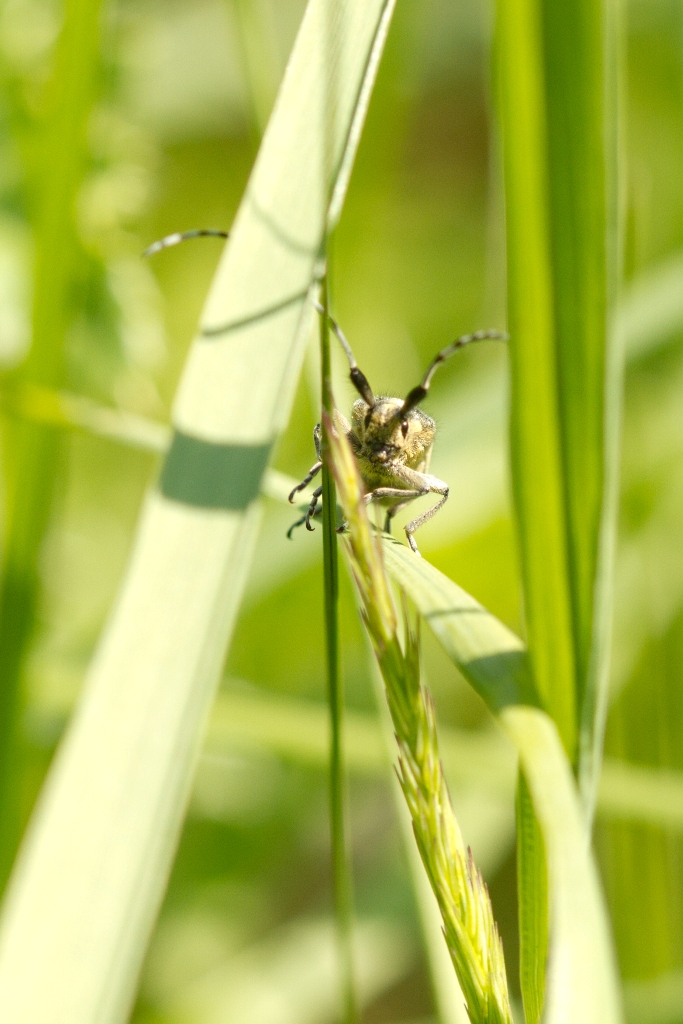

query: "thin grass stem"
xmin=320 ymin=274 xmax=357 ymax=1024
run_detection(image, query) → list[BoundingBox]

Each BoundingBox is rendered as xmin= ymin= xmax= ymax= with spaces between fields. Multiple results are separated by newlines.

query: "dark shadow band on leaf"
xmin=381 ymin=535 xmax=541 ymax=713
xmin=160 ymin=431 xmax=271 ymax=510
xmin=201 ymin=289 xmax=308 ymax=338
xmin=247 ymin=189 xmax=323 ymax=258
xmin=454 ymin=649 xmax=538 ymax=713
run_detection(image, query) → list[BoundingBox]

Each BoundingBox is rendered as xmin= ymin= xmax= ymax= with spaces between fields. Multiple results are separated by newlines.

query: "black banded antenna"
xmin=143 ymin=229 xmax=229 ymax=258
xmin=313 ymin=301 xmax=375 ymax=407
xmin=400 ymin=329 xmax=508 ymax=416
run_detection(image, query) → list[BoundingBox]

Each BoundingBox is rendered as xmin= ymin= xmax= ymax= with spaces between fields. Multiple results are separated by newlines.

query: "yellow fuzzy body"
xmin=347 ymin=396 xmax=435 ymax=499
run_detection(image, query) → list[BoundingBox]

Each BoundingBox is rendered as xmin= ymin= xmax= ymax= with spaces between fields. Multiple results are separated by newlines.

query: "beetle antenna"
xmin=143 ymin=228 xmax=229 ymax=258
xmin=313 ymin=301 xmax=375 ymax=407
xmin=400 ymin=329 xmax=508 ymax=415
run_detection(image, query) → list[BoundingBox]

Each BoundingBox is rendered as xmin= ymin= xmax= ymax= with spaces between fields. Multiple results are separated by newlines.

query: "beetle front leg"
xmin=363 ymin=486 xmax=426 ymax=534
xmin=404 ymin=478 xmax=449 ymax=555
xmin=288 ymin=425 xmax=323 ymax=503
xmin=384 ymin=498 xmax=420 ymax=534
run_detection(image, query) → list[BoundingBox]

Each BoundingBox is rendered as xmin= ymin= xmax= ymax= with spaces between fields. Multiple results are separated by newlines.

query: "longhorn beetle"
xmin=288 ymin=304 xmax=507 ymax=555
xmin=143 ymin=229 xmax=506 ymax=555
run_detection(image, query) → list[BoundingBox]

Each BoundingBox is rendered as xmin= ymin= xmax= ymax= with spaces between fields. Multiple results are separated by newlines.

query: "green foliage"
xmin=0 ymin=0 xmax=105 ymax=890
xmin=0 ymin=0 xmax=682 ymax=1023
xmin=495 ymin=0 xmax=619 ymax=1015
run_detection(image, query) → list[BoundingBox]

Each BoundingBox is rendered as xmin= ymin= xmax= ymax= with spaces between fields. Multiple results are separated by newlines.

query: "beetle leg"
xmin=287 ymin=486 xmax=324 ymax=539
xmin=287 ymin=424 xmax=324 ymax=504
xmin=384 ymin=498 xmax=422 ymax=534
xmin=404 ymin=479 xmax=449 ymax=555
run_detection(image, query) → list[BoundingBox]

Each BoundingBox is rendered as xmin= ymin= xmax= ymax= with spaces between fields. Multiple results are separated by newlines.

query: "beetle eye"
xmin=364 ymin=411 xmax=373 ymax=429
xmin=401 ymin=420 xmax=409 ymax=437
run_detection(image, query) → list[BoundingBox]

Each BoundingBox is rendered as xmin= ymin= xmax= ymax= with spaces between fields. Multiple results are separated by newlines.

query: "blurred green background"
xmin=1 ymin=0 xmax=683 ymax=1020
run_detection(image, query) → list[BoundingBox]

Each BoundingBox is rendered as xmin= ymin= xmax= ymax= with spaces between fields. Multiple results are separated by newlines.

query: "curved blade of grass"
xmin=381 ymin=537 xmax=538 ymax=714
xmin=382 ymin=538 xmax=622 ymax=1024
xmin=494 ymin=0 xmax=576 ymax=755
xmin=0 ymin=2 xmax=398 ymax=1021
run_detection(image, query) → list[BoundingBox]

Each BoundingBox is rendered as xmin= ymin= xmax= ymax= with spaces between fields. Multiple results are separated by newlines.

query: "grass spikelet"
xmin=322 ymin=410 xmax=513 ymax=1024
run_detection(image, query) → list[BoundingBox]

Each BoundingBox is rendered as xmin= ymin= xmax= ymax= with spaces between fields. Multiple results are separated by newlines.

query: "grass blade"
xmin=0 ymin=2 xmax=397 ymax=1021
xmin=496 ymin=0 xmax=619 ymax=1010
xmin=494 ymin=0 xmax=576 ymax=754
xmin=381 ymin=537 xmax=537 ymax=714
xmin=495 ymin=0 xmax=619 ymax=814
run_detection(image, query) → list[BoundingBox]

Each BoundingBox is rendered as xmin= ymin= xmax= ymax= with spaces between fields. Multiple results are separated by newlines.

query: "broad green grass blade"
xmin=383 ymin=539 xmax=622 ymax=1024
xmin=496 ymin=0 xmax=618 ymax=1012
xmin=496 ymin=0 xmax=619 ymax=814
xmin=494 ymin=0 xmax=576 ymax=754
xmin=540 ymin=0 xmax=618 ymax=808
xmin=0 ymin=2 xmax=398 ymax=1021
xmin=0 ymin=0 xmax=104 ymax=889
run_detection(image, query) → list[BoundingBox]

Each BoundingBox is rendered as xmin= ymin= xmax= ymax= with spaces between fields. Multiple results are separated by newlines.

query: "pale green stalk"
xmin=319 ymin=277 xmax=357 ymax=1024
xmin=323 ymin=409 xmax=512 ymax=1024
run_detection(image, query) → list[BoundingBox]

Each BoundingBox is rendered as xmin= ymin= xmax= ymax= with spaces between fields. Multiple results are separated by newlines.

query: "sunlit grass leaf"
xmin=495 ymin=0 xmax=577 ymax=756
xmin=0 ymin=2 xmax=398 ymax=1021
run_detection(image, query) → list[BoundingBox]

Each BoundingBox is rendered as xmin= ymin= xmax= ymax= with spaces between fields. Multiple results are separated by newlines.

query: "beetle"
xmin=288 ymin=304 xmax=506 ymax=554
xmin=143 ymin=230 xmax=505 ymax=554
